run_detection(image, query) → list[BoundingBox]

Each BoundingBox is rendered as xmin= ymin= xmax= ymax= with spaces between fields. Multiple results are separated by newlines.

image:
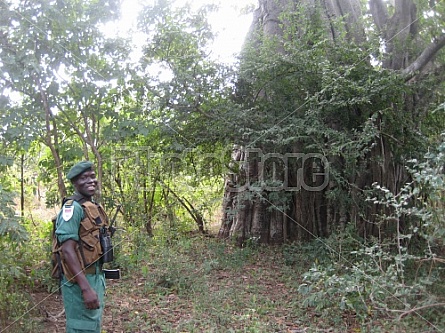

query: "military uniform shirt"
xmin=55 ymin=200 xmax=84 ymax=243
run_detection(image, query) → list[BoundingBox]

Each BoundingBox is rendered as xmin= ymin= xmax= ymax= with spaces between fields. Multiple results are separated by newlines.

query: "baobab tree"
xmin=219 ymin=0 xmax=445 ymax=244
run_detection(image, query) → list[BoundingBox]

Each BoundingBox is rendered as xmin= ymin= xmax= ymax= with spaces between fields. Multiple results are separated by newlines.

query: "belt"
xmin=84 ymin=265 xmax=102 ymax=275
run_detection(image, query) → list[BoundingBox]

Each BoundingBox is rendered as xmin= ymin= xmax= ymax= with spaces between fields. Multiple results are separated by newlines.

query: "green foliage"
xmin=237 ymin=24 xmax=409 ymax=151
xmin=0 ymin=242 xmax=36 ymax=327
xmin=296 ymin=136 xmax=445 ymax=328
xmin=0 ymin=228 xmax=34 ymax=330
xmin=106 ymin=141 xmax=227 ymax=237
xmin=0 ymin=0 xmax=135 ymax=203
xmin=136 ymin=1 xmax=240 ymax=147
xmin=0 ymin=185 xmax=27 ymax=242
xmin=0 ymin=153 xmax=34 ymax=327
xmin=408 ymin=135 xmax=445 ymax=246
xmin=298 ymin=234 xmax=424 ymax=316
xmin=283 ymin=226 xmax=364 ymax=268
xmin=0 ymin=211 xmax=66 ymax=331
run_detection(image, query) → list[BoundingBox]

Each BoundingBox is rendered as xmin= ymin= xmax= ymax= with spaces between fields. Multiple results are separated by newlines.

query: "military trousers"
xmin=61 ymin=268 xmax=106 ymax=333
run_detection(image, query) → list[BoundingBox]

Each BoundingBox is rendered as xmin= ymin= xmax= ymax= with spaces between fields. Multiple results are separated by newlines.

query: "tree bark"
xmin=402 ymin=34 xmax=445 ymax=79
xmin=370 ymin=0 xmax=418 ymax=70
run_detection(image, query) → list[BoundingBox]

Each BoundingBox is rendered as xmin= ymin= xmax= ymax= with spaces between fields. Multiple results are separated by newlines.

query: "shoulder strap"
xmin=61 ymin=194 xmax=88 ymax=207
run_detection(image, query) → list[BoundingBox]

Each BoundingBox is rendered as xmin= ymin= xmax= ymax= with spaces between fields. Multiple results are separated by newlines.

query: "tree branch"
xmin=402 ymin=34 xmax=445 ymax=80
xmin=159 ymin=180 xmax=205 ymax=233
xmin=369 ymin=0 xmax=389 ymax=32
xmin=398 ymin=303 xmax=445 ymax=320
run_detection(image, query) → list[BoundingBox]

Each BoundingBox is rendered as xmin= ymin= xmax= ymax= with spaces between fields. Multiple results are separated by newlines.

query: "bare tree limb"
xmin=402 ymin=34 xmax=445 ymax=80
xmin=159 ymin=180 xmax=206 ymax=233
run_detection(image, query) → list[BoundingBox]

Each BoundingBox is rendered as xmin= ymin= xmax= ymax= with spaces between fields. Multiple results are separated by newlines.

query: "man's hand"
xmin=82 ymin=288 xmax=100 ymax=309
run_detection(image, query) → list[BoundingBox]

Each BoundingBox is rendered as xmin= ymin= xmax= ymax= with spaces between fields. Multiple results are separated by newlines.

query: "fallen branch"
xmin=44 ymin=308 xmax=65 ymax=322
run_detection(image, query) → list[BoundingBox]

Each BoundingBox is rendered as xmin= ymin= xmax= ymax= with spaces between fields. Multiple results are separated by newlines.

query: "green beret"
xmin=67 ymin=161 xmax=93 ymax=180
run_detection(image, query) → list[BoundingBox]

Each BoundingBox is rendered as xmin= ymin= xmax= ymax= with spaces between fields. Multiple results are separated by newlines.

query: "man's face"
xmin=72 ymin=169 xmax=97 ymax=197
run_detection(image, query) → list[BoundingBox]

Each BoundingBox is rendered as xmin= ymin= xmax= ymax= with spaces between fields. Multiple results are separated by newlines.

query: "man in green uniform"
xmin=55 ymin=161 xmax=109 ymax=333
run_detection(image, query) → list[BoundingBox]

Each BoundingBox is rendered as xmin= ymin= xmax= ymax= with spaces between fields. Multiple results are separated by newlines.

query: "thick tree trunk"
xmin=218 ymin=0 xmax=444 ymax=244
xmin=220 ymin=0 xmax=366 ymax=244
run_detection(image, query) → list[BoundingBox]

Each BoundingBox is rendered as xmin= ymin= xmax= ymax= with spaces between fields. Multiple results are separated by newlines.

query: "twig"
xmin=398 ymin=303 xmax=445 ymax=321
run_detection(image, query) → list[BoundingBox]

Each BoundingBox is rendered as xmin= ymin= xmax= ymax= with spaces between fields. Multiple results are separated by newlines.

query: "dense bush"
xmin=296 ymin=136 xmax=445 ymax=327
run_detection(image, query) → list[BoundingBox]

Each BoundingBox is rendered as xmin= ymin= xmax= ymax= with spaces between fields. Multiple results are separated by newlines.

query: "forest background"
xmin=1 ymin=0 xmax=445 ymax=332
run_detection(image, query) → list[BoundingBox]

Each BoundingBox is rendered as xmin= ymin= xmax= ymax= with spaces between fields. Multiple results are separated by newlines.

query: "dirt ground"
xmin=32 ymin=279 xmax=127 ymax=333
xmin=28 ymin=268 xmax=314 ymax=333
